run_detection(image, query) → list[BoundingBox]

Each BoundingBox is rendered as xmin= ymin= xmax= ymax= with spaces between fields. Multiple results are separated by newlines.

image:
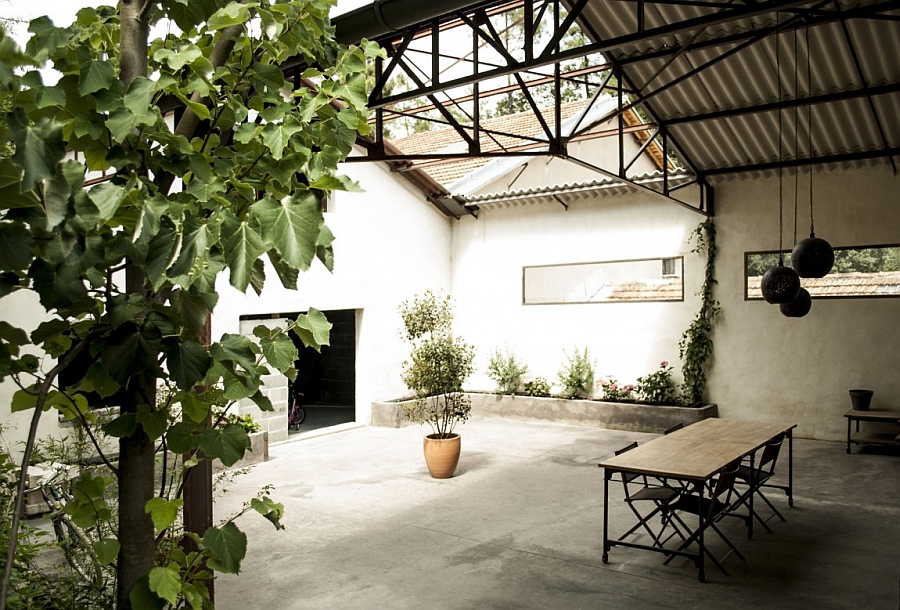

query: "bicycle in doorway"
xmin=289 ymin=392 xmax=307 ymax=430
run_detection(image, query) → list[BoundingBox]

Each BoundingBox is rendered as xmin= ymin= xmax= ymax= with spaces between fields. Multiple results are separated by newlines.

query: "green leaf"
xmin=86 ymin=181 xmax=126 ymax=224
xmin=148 ymin=565 xmax=182 ymax=606
xmin=165 ymin=421 xmax=200 ymax=453
xmin=210 ymin=334 xmax=259 ymax=372
xmin=222 ymin=214 xmax=266 ymax=292
xmin=124 ymin=76 xmax=157 ymax=113
xmin=207 ymin=3 xmax=253 ymax=30
xmin=0 ymin=224 xmax=34 ymax=272
xmin=251 ymin=192 xmax=322 ymax=271
xmin=166 ymin=340 xmax=211 ymax=391
xmin=102 ymin=413 xmax=137 ymax=438
xmin=101 ymin=324 xmax=160 ymax=384
xmin=8 ymin=109 xmax=66 ymax=192
xmin=249 ymin=258 xmax=266 ymax=296
xmin=249 ymin=390 xmax=273 ymax=412
xmin=0 ymin=322 xmax=28 ymax=347
xmin=93 ymin=538 xmax=120 ymax=566
xmin=308 ymin=173 xmax=363 ymax=193
xmin=153 ymin=45 xmax=202 ymax=71
xmin=220 ymin=367 xmax=257 ymax=401
xmin=41 ymin=165 xmax=72 ymax=229
xmin=136 ymin=404 xmax=170 ymax=441
xmin=250 ymin=496 xmax=285 ymax=530
xmin=199 ymin=424 xmax=248 ymax=467
xmin=201 ymin=521 xmax=247 ymax=574
xmin=130 ymin=574 xmax=167 ymax=610
xmin=78 ymin=59 xmax=115 ymax=96
xmin=292 ymin=308 xmax=331 ymax=351
xmin=260 ymin=122 xmax=301 ymax=160
xmin=181 ymin=581 xmax=211 ymax=610
xmin=11 ymin=387 xmax=38 ymax=412
xmin=53 ymin=393 xmax=90 ymax=421
xmin=178 ymin=393 xmax=210 ymax=424
xmin=259 ymin=332 xmax=296 ymax=372
xmin=146 ymin=497 xmax=184 ymax=536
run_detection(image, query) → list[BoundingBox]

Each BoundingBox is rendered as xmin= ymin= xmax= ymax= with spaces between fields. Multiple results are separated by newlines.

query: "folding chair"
xmin=661 ymin=459 xmax=746 ymax=577
xmin=727 ymin=433 xmax=787 ymax=535
xmin=608 ymin=442 xmax=683 ymax=548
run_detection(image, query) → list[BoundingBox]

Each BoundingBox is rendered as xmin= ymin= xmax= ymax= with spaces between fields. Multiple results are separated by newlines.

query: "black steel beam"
xmin=663 ymin=83 xmax=900 ymax=125
xmin=700 ymin=146 xmax=900 ymax=176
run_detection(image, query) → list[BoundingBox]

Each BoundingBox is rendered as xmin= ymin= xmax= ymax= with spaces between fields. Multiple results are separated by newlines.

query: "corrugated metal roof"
xmin=577 ymin=0 xmax=900 ymax=175
xmin=341 ymin=0 xmax=900 ymax=211
xmin=462 ymin=171 xmax=697 ymax=207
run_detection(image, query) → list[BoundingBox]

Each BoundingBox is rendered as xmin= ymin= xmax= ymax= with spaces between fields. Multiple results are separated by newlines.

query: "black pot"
xmin=849 ymin=389 xmax=873 ymax=411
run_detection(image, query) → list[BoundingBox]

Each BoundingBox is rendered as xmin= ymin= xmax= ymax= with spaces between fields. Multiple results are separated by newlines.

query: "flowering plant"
xmin=600 ymin=378 xmax=635 ymax=402
xmin=635 ymin=361 xmax=677 ymax=404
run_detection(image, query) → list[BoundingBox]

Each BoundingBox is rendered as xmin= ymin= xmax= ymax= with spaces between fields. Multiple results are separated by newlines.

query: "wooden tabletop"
xmin=844 ymin=409 xmax=900 ymax=422
xmin=599 ymin=418 xmax=797 ymax=482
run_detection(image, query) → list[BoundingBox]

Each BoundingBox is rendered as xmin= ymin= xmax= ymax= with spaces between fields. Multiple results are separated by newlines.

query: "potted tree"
xmin=400 ymin=292 xmax=475 ymax=478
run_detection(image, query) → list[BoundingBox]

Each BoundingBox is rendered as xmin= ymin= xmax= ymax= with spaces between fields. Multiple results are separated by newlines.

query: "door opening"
xmin=287 ymin=309 xmax=356 ymax=434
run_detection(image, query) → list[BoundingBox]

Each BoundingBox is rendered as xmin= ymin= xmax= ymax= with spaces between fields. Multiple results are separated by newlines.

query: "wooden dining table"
xmin=598 ymin=418 xmax=797 ymax=581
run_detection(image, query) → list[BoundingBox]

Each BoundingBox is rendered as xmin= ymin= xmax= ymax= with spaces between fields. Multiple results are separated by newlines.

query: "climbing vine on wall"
xmin=678 ymin=219 xmax=721 ymax=406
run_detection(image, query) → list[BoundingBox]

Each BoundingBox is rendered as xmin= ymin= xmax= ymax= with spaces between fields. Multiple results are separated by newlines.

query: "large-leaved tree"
xmin=0 ymin=1 xmax=380 ymax=607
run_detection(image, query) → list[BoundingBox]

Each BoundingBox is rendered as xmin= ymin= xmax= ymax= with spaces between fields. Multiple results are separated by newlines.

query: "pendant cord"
xmin=806 ymin=20 xmax=816 ymax=238
xmin=777 ymin=19 xmax=784 ymax=265
xmin=793 ymin=26 xmax=799 ymax=247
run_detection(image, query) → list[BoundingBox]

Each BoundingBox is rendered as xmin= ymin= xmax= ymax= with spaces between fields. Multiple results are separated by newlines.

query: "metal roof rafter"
xmin=369 ymin=0 xmax=815 ymax=109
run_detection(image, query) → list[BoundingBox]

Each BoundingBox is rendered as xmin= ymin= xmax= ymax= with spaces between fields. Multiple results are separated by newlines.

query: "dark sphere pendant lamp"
xmin=761 ymin=262 xmax=801 ymax=304
xmin=790 ymin=23 xmax=834 ymax=281
xmin=780 ymin=287 xmax=811 ymax=317
xmin=791 ymin=234 xmax=834 ymax=278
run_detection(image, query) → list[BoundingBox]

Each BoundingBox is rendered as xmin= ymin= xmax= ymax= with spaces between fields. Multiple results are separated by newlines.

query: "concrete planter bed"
xmin=372 ymin=392 xmax=716 ymax=434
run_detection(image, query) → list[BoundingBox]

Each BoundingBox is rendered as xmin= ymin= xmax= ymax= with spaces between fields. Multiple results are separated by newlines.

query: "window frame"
xmin=744 ymin=243 xmax=900 ymax=301
xmin=522 ymin=256 xmax=685 ymax=305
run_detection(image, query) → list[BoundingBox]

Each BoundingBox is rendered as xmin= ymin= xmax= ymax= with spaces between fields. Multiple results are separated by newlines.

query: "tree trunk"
xmin=117 ymin=5 xmax=155 ymax=606
xmin=116 ymin=395 xmax=157 ymax=608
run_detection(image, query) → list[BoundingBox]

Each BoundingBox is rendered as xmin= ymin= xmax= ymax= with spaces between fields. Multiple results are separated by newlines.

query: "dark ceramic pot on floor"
xmin=849 ymin=389 xmax=873 ymax=411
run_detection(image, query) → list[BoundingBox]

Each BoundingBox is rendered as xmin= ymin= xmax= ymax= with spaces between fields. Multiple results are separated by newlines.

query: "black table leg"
xmin=602 ymin=469 xmax=610 ymax=563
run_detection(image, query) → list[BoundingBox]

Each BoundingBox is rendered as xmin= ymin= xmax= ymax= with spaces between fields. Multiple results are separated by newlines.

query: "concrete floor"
xmin=213 ymin=417 xmax=900 ymax=610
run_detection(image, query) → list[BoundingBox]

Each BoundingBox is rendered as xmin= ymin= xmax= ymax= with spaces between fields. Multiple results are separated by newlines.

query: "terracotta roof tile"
xmin=746 ymin=271 xmax=900 ymax=299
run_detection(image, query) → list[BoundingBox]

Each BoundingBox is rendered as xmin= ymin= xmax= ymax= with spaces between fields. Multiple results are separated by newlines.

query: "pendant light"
xmin=781 ymin=287 xmax=812 ymax=317
xmin=780 ymin=26 xmax=811 ymax=318
xmin=791 ymin=21 xmax=834 ymax=279
xmin=761 ymin=21 xmax=801 ymax=305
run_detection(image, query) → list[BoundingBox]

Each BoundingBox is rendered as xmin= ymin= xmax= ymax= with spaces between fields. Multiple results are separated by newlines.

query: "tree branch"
xmin=0 ymin=339 xmax=90 ymax=608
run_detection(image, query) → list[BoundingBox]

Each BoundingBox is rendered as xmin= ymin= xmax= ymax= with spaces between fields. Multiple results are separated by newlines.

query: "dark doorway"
xmin=287 ymin=309 xmax=356 ymax=434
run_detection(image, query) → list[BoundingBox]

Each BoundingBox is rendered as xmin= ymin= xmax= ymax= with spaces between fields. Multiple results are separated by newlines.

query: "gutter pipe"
xmin=332 ymin=0 xmax=493 ymax=44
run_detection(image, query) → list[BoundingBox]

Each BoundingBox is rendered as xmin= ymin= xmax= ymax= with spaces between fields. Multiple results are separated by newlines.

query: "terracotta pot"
xmin=423 ymin=433 xmax=461 ymax=479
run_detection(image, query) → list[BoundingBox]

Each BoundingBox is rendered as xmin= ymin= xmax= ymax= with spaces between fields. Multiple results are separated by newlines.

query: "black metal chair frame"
xmin=725 ymin=433 xmax=787 ymax=536
xmin=606 ymin=442 xmax=684 ymax=548
xmin=661 ymin=460 xmax=746 ymax=577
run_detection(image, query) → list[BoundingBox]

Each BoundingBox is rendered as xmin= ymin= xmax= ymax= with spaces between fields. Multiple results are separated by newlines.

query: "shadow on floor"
xmin=288 ymin=405 xmax=355 ymax=435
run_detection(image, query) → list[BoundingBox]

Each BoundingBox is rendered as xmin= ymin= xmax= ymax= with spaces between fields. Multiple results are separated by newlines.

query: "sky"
xmin=4 ymin=0 xmax=371 ymax=44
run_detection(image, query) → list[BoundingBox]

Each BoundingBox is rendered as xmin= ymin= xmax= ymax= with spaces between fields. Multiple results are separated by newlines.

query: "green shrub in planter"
xmin=523 ymin=377 xmax=551 ymax=397
xmin=486 ymin=348 xmax=528 ymax=395
xmin=557 ymin=347 xmax=595 ymax=399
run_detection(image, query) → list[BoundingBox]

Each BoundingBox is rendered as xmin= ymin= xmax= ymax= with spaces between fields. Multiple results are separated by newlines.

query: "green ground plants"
xmin=557 ymin=347 xmax=595 ymax=399
xmin=486 ymin=347 xmax=528 ymax=395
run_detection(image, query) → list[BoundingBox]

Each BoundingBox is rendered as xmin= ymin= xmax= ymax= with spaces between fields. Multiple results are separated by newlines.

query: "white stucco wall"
xmin=450 ymin=164 xmax=899 ymax=441
xmin=0 ymin=290 xmax=61 ymax=457
xmin=212 ymin=156 xmax=454 ymax=431
xmin=711 ymin=166 xmax=900 ymax=440
xmin=451 ymin=191 xmax=704 ymax=394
